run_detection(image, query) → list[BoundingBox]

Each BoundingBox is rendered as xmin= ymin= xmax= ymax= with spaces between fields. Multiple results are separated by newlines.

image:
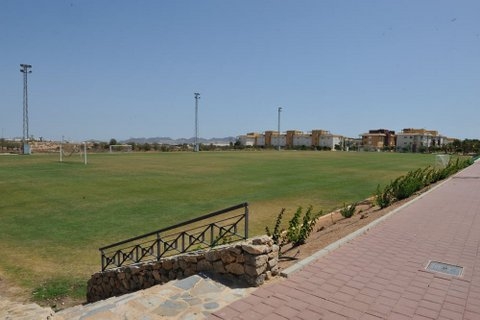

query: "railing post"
xmin=100 ymin=250 xmax=105 ymax=271
xmin=210 ymin=223 xmax=214 ymax=246
xmin=244 ymin=203 xmax=249 ymax=240
xmin=181 ymin=233 xmax=185 ymax=252
xmin=156 ymin=233 xmax=161 ymax=261
xmin=134 ymin=245 xmax=139 ymax=263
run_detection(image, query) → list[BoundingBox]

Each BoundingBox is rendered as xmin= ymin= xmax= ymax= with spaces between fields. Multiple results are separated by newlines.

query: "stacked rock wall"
xmin=87 ymin=236 xmax=279 ymax=303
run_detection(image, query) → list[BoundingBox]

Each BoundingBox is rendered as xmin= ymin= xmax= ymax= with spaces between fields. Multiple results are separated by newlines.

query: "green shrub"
xmin=430 ymin=158 xmax=471 ymax=182
xmin=390 ymin=170 xmax=423 ymax=200
xmin=286 ymin=207 xmax=302 ymax=244
xmin=340 ymin=202 xmax=357 ymax=218
xmin=298 ymin=206 xmax=317 ymax=245
xmin=265 ymin=208 xmax=286 ymax=246
xmin=286 ymin=206 xmax=319 ymax=246
xmin=266 ymin=206 xmax=319 ymax=247
xmin=375 ymin=184 xmax=393 ymax=209
xmin=374 ymin=157 xmax=472 ymax=210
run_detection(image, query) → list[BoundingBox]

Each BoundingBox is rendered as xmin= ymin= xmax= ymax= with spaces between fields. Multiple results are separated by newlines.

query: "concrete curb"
xmin=280 ymin=174 xmax=453 ymax=277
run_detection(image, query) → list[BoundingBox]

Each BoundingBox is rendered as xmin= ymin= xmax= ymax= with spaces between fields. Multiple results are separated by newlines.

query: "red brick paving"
xmin=209 ymin=161 xmax=480 ymax=319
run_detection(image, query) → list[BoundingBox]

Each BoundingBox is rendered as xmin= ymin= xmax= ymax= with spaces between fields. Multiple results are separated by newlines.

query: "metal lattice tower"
xmin=277 ymin=106 xmax=282 ymax=151
xmin=194 ymin=92 xmax=200 ymax=152
xmin=20 ymin=64 xmax=32 ymax=154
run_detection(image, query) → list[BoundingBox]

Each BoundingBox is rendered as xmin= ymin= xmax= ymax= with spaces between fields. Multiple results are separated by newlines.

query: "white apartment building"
xmin=270 ymin=135 xmax=287 ymax=148
xmin=318 ymin=134 xmax=343 ymax=150
xmin=292 ymin=134 xmax=312 ymax=147
xmin=238 ymin=134 xmax=256 ymax=147
xmin=238 ymin=129 xmax=344 ymax=150
xmin=396 ymin=128 xmax=446 ymax=152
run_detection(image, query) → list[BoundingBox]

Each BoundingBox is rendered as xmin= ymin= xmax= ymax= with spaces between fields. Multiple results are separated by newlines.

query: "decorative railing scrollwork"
xmin=99 ymin=202 xmax=249 ymax=271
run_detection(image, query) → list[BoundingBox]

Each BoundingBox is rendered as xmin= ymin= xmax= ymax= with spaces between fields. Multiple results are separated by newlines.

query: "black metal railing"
xmin=99 ymin=202 xmax=249 ymax=271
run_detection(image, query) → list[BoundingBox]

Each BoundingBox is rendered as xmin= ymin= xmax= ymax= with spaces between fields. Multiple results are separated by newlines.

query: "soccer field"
xmin=0 ymin=151 xmax=435 ymax=301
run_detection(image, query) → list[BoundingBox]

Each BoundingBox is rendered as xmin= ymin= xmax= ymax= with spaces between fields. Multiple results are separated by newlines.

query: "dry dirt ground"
xmin=0 ymin=271 xmax=30 ymax=304
xmin=0 ymin=188 xmax=430 ymax=310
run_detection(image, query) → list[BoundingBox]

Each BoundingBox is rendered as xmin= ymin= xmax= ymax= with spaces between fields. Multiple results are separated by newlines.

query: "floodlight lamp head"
xmin=20 ymin=64 xmax=32 ymax=73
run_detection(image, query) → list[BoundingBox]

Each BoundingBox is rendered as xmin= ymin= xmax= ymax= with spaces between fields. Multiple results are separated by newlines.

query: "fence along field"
xmin=0 ymin=151 xmax=435 ymax=302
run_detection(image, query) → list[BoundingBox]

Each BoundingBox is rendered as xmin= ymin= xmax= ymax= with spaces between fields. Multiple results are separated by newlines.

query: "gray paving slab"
xmin=54 ymin=274 xmax=256 ymax=320
xmin=210 ymin=160 xmax=480 ymax=319
xmin=0 ymin=297 xmax=55 ymax=320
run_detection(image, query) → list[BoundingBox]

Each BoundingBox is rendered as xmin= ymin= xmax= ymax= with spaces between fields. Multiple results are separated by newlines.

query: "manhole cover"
xmin=426 ymin=261 xmax=463 ymax=276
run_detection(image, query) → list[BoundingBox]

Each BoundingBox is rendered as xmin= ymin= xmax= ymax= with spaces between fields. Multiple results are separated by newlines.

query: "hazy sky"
xmin=1 ymin=0 xmax=479 ymax=142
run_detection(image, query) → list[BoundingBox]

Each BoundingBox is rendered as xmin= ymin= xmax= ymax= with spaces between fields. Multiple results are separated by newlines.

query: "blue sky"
xmin=1 ymin=0 xmax=479 ymax=142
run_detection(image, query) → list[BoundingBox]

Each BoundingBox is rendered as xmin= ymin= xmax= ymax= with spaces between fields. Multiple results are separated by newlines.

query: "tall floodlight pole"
xmin=277 ymin=106 xmax=282 ymax=151
xmin=194 ymin=92 xmax=200 ymax=152
xmin=20 ymin=64 xmax=32 ymax=155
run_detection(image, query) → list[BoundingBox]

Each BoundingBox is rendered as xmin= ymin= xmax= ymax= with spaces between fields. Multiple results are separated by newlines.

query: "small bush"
xmin=297 ymin=206 xmax=317 ymax=245
xmin=390 ymin=170 xmax=423 ymax=200
xmin=265 ymin=208 xmax=286 ymax=246
xmin=375 ymin=184 xmax=392 ymax=209
xmin=286 ymin=207 xmax=302 ymax=244
xmin=340 ymin=202 xmax=357 ymax=218
xmin=266 ymin=206 xmax=319 ymax=247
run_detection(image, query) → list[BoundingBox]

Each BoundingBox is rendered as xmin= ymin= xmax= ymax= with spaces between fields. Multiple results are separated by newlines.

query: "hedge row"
xmin=375 ymin=157 xmax=473 ymax=209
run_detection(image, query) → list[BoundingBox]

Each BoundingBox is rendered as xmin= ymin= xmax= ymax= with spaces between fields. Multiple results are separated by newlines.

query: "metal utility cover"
xmin=426 ymin=261 xmax=463 ymax=277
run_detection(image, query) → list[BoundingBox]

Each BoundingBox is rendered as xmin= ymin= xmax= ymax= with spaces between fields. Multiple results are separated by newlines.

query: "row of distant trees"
xmin=449 ymin=139 xmax=480 ymax=154
xmin=1 ymin=138 xmax=479 ymax=155
xmin=102 ymin=138 xmax=480 ymax=154
xmin=88 ymin=139 xmax=237 ymax=152
xmin=368 ymin=139 xmax=480 ymax=155
xmin=0 ymin=139 xmax=22 ymax=152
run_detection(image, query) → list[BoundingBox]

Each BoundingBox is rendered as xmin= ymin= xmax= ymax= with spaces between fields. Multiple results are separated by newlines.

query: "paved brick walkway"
xmin=210 ymin=161 xmax=480 ymax=320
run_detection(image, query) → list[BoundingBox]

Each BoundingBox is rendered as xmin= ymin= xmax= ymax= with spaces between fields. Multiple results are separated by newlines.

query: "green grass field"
xmin=0 ymin=151 xmax=435 ymax=301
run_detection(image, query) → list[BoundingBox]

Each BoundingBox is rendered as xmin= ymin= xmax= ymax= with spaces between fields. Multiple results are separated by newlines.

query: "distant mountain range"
xmin=121 ymin=136 xmax=237 ymax=145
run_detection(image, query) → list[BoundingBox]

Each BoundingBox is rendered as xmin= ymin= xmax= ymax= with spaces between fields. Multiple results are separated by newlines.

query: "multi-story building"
xmin=396 ymin=128 xmax=446 ymax=152
xmin=238 ymin=133 xmax=257 ymax=147
xmin=270 ymin=132 xmax=286 ymax=148
xmin=317 ymin=133 xmax=343 ymax=150
xmin=361 ymin=129 xmax=396 ymax=151
xmin=239 ymin=127 xmax=452 ymax=152
xmin=286 ymin=130 xmax=304 ymax=147
xmin=238 ymin=129 xmax=344 ymax=150
xmin=292 ymin=133 xmax=312 ymax=147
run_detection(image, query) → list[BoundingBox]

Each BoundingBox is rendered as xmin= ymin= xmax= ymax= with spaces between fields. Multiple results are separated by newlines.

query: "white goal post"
xmin=59 ymin=141 xmax=88 ymax=165
xmin=435 ymin=154 xmax=450 ymax=168
xmin=109 ymin=144 xmax=133 ymax=153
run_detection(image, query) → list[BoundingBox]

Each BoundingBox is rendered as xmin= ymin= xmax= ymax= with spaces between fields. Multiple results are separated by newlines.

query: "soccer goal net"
xmin=435 ymin=154 xmax=450 ymax=168
xmin=59 ymin=142 xmax=88 ymax=164
xmin=109 ymin=144 xmax=133 ymax=153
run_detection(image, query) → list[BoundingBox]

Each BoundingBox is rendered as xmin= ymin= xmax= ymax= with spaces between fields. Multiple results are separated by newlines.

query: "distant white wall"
xmin=239 ymin=136 xmax=255 ymax=146
xmin=318 ymin=135 xmax=342 ymax=149
xmin=293 ymin=135 xmax=312 ymax=147
xmin=256 ymin=136 xmax=265 ymax=146
xmin=271 ymin=136 xmax=286 ymax=147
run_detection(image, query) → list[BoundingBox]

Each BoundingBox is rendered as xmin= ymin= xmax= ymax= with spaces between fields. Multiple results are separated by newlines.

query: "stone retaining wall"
xmin=87 ymin=236 xmax=279 ymax=303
